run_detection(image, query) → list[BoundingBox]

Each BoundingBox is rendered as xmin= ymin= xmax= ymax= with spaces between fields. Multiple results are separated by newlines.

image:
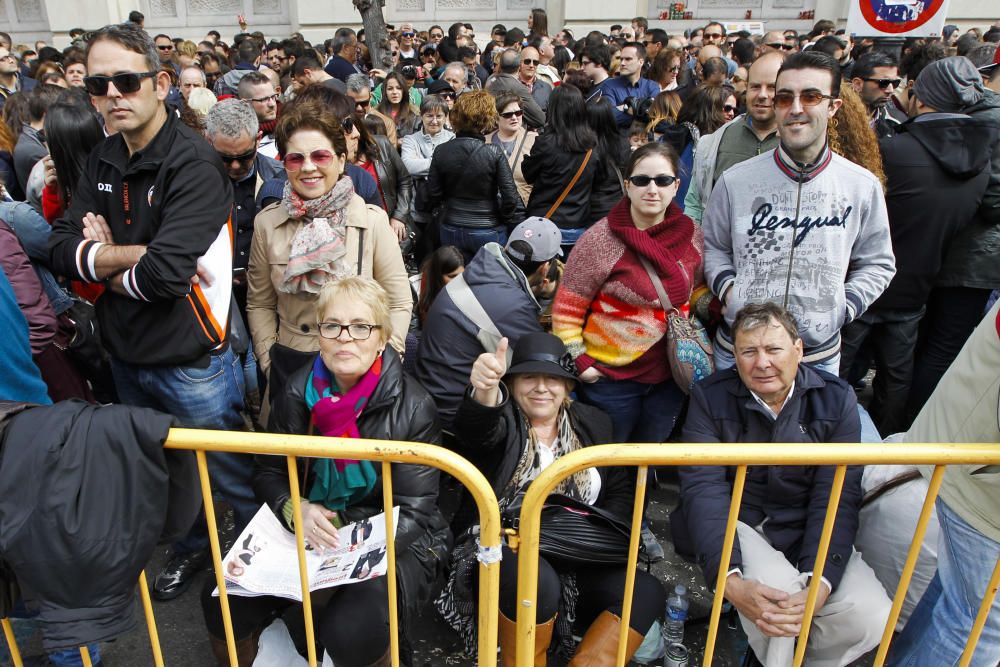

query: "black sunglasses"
xmin=83 ymin=71 xmax=158 ymax=96
xmin=341 ymin=116 xmax=355 ymax=133
xmin=863 ymin=77 xmax=902 ymax=89
xmin=218 ymin=146 xmax=257 ymax=164
xmin=401 ymin=31 xmax=415 ymax=37
xmin=766 ymin=42 xmax=795 ymax=51
xmin=723 ymin=104 xmax=738 ymax=114
xmin=521 ymin=58 xmax=539 ymax=65
xmin=157 ymin=44 xmax=174 ymax=51
xmin=627 ymin=174 xmax=678 ymax=187
xmin=500 ymin=109 xmax=523 ymax=119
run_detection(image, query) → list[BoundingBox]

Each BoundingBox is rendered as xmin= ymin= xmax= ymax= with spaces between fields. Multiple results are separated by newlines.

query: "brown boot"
xmin=208 ymin=632 xmax=258 ymax=667
xmin=498 ymin=611 xmax=556 ymax=667
xmin=567 ymin=611 xmax=644 ymax=667
xmin=364 ymin=647 xmax=392 ymax=667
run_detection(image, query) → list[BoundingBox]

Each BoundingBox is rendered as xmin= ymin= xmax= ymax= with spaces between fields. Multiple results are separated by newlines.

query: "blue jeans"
xmin=438 ymin=224 xmax=507 ymax=263
xmin=559 ymin=226 xmax=586 ymax=259
xmin=577 ymin=377 xmax=685 ymax=443
xmin=889 ymin=499 xmax=1000 ymax=667
xmin=715 ymin=344 xmax=841 ymax=377
xmin=111 ymin=346 xmax=257 ymax=553
xmin=49 ymin=645 xmax=101 ymax=666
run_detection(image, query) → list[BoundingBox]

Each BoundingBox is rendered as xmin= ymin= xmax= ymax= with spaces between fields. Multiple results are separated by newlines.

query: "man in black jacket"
xmin=48 ymin=23 xmax=251 ymax=601
xmin=840 ymin=57 xmax=998 ymax=436
xmin=674 ymin=303 xmax=890 ymax=667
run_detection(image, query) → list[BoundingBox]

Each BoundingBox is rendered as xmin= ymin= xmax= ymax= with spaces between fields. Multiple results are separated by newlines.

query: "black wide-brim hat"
xmin=505 ymin=332 xmax=578 ymax=383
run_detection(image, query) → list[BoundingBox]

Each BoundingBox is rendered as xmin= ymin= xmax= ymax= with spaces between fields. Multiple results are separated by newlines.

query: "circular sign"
xmin=859 ymin=0 xmax=946 ymax=34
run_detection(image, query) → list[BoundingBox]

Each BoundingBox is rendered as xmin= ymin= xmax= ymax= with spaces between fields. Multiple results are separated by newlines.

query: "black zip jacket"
xmin=522 ymin=132 xmax=598 ymax=230
xmin=48 ymin=111 xmax=234 ymax=366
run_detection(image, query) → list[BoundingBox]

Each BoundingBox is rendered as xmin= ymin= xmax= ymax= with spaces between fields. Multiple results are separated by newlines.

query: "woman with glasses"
xmin=204 ymin=276 xmax=448 ymax=667
xmin=400 ymin=95 xmax=454 ymax=262
xmin=648 ymin=47 xmax=683 ymax=92
xmin=421 ymin=90 xmax=524 ymax=261
xmin=553 ymin=142 xmax=704 ymax=445
xmin=247 ymin=98 xmax=411 ymax=428
xmin=484 ymin=92 xmax=536 ymax=204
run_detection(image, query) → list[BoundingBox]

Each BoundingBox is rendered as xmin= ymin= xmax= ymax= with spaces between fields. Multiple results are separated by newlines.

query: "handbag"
xmin=637 ymin=256 xmax=714 ymax=394
xmin=505 ymin=493 xmax=644 ymax=565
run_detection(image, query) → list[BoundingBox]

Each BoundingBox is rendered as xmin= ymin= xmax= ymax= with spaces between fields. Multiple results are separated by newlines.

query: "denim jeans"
xmin=576 ymin=377 xmax=685 ymax=443
xmin=559 ymin=226 xmax=586 ymax=259
xmin=715 ymin=344 xmax=841 ymax=377
xmin=48 ymin=645 xmax=101 ymax=666
xmin=888 ymin=499 xmax=1000 ymax=667
xmin=438 ymin=224 xmax=507 ymax=263
xmin=111 ymin=346 xmax=257 ymax=553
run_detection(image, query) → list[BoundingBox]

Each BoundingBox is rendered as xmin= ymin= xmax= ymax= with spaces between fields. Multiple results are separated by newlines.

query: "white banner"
xmin=847 ymin=0 xmax=951 ymax=39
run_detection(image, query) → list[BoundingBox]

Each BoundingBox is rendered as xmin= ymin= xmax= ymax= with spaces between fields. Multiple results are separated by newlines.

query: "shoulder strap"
xmin=611 ymin=163 xmax=626 ymax=196
xmin=445 ymin=273 xmax=513 ymax=362
xmin=545 ymin=148 xmax=593 ymax=219
xmin=356 ymin=227 xmax=365 ymax=275
xmin=637 ymin=255 xmax=673 ymax=312
xmin=509 ymin=129 xmax=530 ymax=168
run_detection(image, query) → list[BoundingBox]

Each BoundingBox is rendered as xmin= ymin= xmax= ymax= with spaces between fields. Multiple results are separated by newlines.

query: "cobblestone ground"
xmin=1 ymin=478 xmax=880 ymax=666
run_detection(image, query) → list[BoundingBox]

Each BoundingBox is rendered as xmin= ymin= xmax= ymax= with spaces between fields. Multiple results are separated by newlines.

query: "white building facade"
xmin=4 ymin=0 xmax=994 ymax=49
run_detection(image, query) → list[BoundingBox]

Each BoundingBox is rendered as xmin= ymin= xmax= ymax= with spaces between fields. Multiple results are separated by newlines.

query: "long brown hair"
xmin=676 ymin=84 xmax=728 ymax=135
xmin=376 ymin=71 xmax=418 ymax=129
xmin=829 ymin=86 xmax=886 ymax=186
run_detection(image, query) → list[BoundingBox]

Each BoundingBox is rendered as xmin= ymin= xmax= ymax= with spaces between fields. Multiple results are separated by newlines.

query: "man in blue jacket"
xmin=673 ymin=302 xmax=890 ymax=667
xmin=600 ymin=42 xmax=660 ymax=129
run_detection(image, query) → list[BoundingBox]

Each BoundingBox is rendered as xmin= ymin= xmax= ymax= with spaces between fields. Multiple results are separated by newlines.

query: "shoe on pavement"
xmin=152 ymin=549 xmax=208 ymax=600
xmin=640 ymin=523 xmax=665 ymax=563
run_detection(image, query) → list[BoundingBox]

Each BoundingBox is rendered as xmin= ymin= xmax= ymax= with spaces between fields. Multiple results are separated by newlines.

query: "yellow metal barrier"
xmin=1 ymin=428 xmax=503 ymax=667
xmin=513 ymin=442 xmax=1000 ymax=667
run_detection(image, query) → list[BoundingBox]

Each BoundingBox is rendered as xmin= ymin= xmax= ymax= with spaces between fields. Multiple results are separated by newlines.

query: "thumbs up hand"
xmin=470 ymin=337 xmax=508 ymax=406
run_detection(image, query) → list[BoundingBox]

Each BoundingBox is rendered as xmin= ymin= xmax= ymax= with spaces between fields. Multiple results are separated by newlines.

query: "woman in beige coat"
xmin=484 ymin=92 xmax=536 ymax=204
xmin=248 ymin=98 xmax=411 ymax=420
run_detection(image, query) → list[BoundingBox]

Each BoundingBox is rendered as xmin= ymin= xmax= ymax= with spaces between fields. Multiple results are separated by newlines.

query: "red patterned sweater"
xmin=552 ymin=198 xmax=704 ymax=384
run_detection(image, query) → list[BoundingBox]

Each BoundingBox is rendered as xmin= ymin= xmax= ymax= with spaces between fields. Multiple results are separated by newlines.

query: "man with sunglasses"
xmin=153 ymin=33 xmax=178 ymax=75
xmin=760 ymin=30 xmax=791 ymax=55
xmin=703 ymin=51 xmax=895 ymax=377
xmin=398 ymin=22 xmax=418 ymax=60
xmin=49 ymin=22 xmax=249 ymax=601
xmin=850 ymin=51 xmax=907 ymax=139
xmin=485 ymin=49 xmax=546 ymax=130
xmin=516 ymin=45 xmax=552 ymax=112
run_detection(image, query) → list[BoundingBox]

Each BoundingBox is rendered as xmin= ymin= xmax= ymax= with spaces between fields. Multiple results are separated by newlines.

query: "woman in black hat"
xmin=435 ymin=332 xmax=666 ymax=666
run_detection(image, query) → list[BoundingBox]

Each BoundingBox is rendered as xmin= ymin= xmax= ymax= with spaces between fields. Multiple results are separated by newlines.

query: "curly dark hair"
xmin=274 ymin=98 xmax=348 ymax=159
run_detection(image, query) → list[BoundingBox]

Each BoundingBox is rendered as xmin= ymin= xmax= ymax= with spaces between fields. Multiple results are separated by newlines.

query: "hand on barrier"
xmin=471 ymin=337 xmax=507 ymax=406
xmin=300 ymin=502 xmax=341 ymax=551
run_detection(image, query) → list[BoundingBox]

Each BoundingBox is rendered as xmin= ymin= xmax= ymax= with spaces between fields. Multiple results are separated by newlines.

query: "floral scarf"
xmin=279 ymin=176 xmax=356 ymax=294
xmin=501 ymin=408 xmax=592 ymax=506
xmin=304 ymin=353 xmax=381 ymax=510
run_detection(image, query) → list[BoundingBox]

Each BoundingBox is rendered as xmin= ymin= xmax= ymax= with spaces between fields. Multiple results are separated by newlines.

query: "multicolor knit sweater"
xmin=552 ymin=198 xmax=705 ymax=384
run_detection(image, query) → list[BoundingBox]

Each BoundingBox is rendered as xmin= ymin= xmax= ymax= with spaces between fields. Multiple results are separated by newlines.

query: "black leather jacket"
xmin=422 ymin=132 xmax=525 ymax=229
xmin=255 ymin=347 xmax=451 ymax=610
xmin=371 ymin=134 xmax=414 ymax=225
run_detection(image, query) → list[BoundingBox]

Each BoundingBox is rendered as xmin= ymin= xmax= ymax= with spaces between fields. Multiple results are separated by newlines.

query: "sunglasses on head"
xmin=500 ymin=109 xmax=523 ymax=119
xmin=863 ymin=77 xmax=901 ymax=89
xmin=218 ymin=146 xmax=257 ymax=164
xmin=83 ymin=71 xmax=158 ymax=96
xmin=283 ymin=149 xmax=335 ymax=172
xmin=773 ymin=90 xmax=835 ymax=109
xmin=627 ymin=174 xmax=678 ymax=187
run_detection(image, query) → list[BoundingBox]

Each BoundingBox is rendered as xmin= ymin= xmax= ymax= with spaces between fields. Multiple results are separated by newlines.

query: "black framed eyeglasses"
xmin=627 ymin=174 xmax=678 ymax=187
xmin=83 ymin=71 xmax=159 ymax=96
xmin=862 ymin=77 xmax=901 ymax=89
xmin=250 ymin=93 xmax=279 ymax=104
xmin=318 ymin=322 xmax=382 ymax=340
xmin=773 ymin=90 xmax=836 ymax=109
xmin=218 ymin=147 xmax=257 ymax=164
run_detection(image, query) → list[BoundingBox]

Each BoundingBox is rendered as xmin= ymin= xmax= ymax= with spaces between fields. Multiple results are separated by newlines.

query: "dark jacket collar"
xmin=725 ymin=362 xmax=827 ymax=404
xmin=773 ymin=141 xmax=833 ymax=183
xmin=102 ymin=108 xmax=178 ymax=174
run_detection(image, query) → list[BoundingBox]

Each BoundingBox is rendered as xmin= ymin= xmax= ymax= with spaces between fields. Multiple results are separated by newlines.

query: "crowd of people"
xmin=0 ymin=8 xmax=998 ymax=667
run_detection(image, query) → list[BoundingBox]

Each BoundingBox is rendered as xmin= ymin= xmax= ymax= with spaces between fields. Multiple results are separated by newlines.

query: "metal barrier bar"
xmin=382 ymin=461 xmax=400 ymax=667
xmin=616 ymin=466 xmax=648 ymax=666
xmin=165 ymin=428 xmax=503 ymax=667
xmin=198 ymin=449 xmax=239 ymax=666
xmin=286 ymin=456 xmax=317 ymax=667
xmin=705 ymin=464 xmax=748 ymax=666
xmin=513 ymin=442 xmax=1000 ymax=667
xmin=792 ymin=464 xmax=847 ymax=667
xmin=137 ymin=570 xmax=165 ymax=667
xmin=1 ymin=618 xmax=23 ymax=667
xmin=961 ymin=554 xmax=1000 ymax=667
xmin=873 ymin=465 xmax=945 ymax=666
xmin=79 ymin=646 xmax=92 ymax=666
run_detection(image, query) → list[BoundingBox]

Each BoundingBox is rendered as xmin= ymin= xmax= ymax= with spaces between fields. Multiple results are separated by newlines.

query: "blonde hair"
xmin=177 ymin=40 xmax=198 ymax=58
xmin=315 ymin=276 xmax=393 ymax=345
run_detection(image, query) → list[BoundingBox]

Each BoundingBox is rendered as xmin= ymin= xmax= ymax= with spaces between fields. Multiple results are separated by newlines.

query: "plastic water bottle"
xmin=662 ymin=584 xmax=689 ymax=645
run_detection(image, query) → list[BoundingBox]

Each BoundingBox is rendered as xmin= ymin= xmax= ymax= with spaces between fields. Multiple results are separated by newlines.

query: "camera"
xmin=623 ymin=96 xmax=654 ymax=123
xmin=401 ymin=64 xmax=419 ymax=80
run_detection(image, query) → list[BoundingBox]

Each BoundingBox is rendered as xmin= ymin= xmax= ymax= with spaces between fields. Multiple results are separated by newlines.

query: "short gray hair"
xmin=332 ymin=29 xmax=356 ymax=56
xmin=732 ymin=302 xmax=800 ymax=342
xmin=180 ymin=66 xmax=206 ymax=84
xmin=346 ymin=72 xmax=371 ymax=94
xmin=204 ymin=97 xmax=258 ymax=139
xmin=499 ymin=48 xmax=519 ymax=73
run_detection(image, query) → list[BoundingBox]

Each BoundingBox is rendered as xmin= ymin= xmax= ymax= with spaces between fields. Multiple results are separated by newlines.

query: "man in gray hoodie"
xmin=703 ymin=51 xmax=895 ymax=374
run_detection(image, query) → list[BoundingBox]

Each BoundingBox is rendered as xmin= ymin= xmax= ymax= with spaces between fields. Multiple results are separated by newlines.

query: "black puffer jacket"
xmin=371 ymin=134 xmax=414 ymax=225
xmin=422 ymin=132 xmax=525 ymax=229
xmin=522 ymin=133 xmax=599 ymax=230
xmin=672 ymin=365 xmax=862 ymax=591
xmin=451 ymin=387 xmax=635 ymax=534
xmin=256 ymin=347 xmax=451 ymax=611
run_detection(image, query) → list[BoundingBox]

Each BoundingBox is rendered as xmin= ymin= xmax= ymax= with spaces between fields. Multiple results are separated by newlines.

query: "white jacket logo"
xmin=97 ymin=183 xmax=113 ymax=193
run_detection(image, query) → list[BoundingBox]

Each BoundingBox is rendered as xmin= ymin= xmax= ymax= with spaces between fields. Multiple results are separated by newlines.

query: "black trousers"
xmin=495 ymin=545 xmax=666 ymax=635
xmin=839 ymin=306 xmax=924 ymax=437
xmin=201 ymin=575 xmax=390 ymax=667
xmin=907 ymin=286 xmax=992 ymax=421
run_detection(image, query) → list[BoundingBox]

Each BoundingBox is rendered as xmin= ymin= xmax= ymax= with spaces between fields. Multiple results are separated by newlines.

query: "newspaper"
xmin=213 ymin=504 xmax=399 ymax=601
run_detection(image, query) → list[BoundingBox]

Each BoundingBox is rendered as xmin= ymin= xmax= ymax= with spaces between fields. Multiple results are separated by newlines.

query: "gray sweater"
xmin=703 ymin=144 xmax=896 ymax=363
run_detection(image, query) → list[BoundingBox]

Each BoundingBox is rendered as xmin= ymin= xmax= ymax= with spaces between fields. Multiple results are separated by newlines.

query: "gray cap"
xmin=914 ymin=56 xmax=985 ymax=113
xmin=505 ymin=216 xmax=563 ymax=263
